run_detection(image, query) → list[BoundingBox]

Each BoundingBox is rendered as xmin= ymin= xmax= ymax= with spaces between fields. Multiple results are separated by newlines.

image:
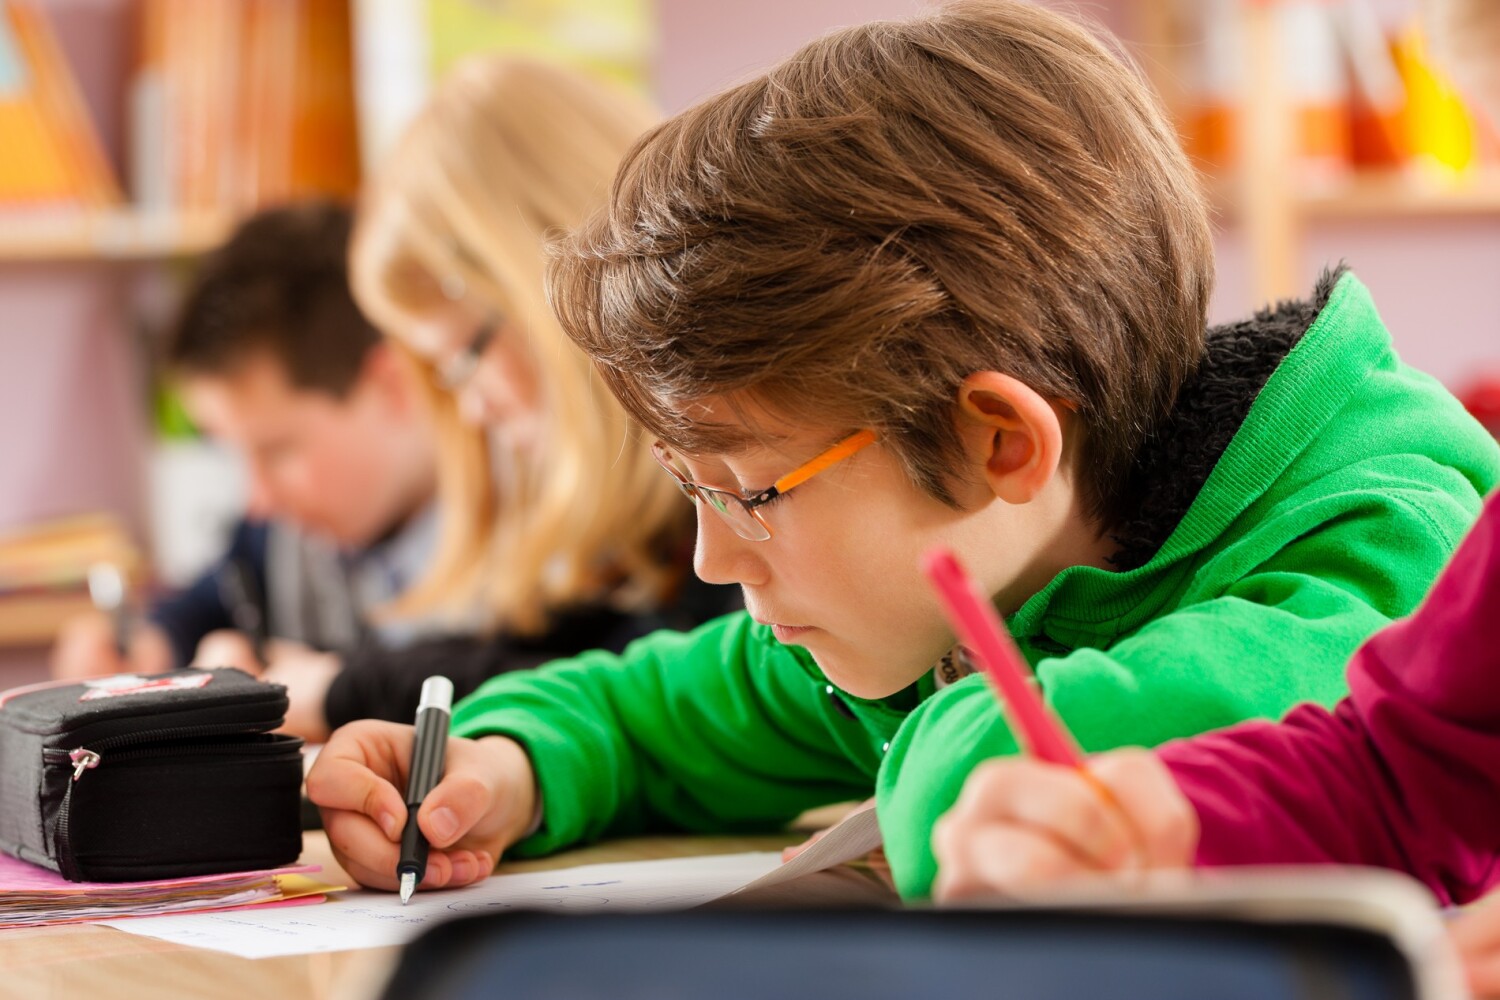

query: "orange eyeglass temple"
xmin=772 ymin=429 xmax=878 ymax=494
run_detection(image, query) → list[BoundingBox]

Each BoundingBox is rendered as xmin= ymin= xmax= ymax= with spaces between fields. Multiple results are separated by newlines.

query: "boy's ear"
xmin=954 ymin=372 xmax=1066 ymax=505
xmin=358 ymin=342 xmax=414 ymax=411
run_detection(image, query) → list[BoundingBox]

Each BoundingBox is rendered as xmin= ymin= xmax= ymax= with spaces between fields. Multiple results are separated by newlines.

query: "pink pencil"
xmin=922 ymin=547 xmax=1084 ymax=767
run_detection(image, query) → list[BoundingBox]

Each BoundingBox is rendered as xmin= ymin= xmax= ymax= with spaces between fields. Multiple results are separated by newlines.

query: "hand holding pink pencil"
xmin=921 ymin=547 xmax=1086 ymax=767
xmin=924 ymin=547 xmax=1197 ymax=900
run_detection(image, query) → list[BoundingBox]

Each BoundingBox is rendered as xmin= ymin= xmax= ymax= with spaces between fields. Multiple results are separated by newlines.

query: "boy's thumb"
xmin=417 ymin=773 xmax=493 ymax=847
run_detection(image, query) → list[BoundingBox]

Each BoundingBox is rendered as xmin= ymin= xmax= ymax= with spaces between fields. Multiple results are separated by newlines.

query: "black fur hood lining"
xmin=1108 ymin=265 xmax=1348 ymax=571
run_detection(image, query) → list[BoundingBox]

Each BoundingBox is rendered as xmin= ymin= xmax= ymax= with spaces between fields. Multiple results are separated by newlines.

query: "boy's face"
xmin=675 ymin=401 xmax=1066 ymax=700
xmin=182 ymin=350 xmax=432 ymax=549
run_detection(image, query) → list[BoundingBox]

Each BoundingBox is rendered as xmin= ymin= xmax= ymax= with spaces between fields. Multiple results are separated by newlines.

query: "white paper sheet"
xmin=102 ymin=851 xmax=786 ymax=959
xmin=724 ymin=801 xmax=881 ymax=896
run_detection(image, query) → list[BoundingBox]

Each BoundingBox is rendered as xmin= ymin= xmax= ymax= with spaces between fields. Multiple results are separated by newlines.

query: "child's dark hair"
xmin=549 ymin=0 xmax=1214 ymax=529
xmin=168 ymin=201 xmax=378 ymax=397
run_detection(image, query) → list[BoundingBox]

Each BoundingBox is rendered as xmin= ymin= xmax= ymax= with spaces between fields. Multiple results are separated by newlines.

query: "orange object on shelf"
xmin=1391 ymin=20 xmax=1478 ymax=174
xmin=132 ymin=0 xmax=361 ymax=214
xmin=1283 ymin=0 xmax=1351 ymax=181
xmin=0 ymin=1 xmax=121 ymax=208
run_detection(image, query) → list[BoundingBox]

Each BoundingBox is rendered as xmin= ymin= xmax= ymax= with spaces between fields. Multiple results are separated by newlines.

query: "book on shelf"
xmin=0 ymin=0 xmax=122 ymax=209
xmin=0 ymin=513 xmax=142 ymax=647
xmin=133 ymin=0 xmax=361 ymax=214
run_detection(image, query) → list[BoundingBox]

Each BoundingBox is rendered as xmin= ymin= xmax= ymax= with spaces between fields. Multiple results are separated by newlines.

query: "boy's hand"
xmin=1452 ymin=893 xmax=1500 ymax=998
xmin=257 ymin=641 xmax=342 ymax=744
xmin=931 ymin=749 xmax=1198 ymax=902
xmin=51 ymin=615 xmax=174 ymax=679
xmin=192 ymin=629 xmax=265 ymax=676
xmin=306 ymin=720 xmax=538 ymax=892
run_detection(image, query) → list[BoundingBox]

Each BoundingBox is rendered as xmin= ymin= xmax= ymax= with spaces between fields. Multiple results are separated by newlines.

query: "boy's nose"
xmin=693 ymin=507 xmax=769 ymax=588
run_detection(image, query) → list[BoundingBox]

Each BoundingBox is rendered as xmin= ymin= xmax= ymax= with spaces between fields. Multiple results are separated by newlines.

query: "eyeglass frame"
xmin=651 ymin=428 xmax=878 ymax=541
xmin=438 ymin=318 xmax=500 ymax=391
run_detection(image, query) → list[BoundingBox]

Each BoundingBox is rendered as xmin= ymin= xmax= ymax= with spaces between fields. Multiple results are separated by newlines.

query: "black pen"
xmin=398 ymin=676 xmax=454 ymax=903
xmin=216 ymin=557 xmax=269 ymax=667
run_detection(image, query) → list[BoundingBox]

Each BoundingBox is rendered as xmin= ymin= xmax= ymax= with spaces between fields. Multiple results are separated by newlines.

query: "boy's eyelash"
xmin=752 ymin=489 xmax=790 ymax=507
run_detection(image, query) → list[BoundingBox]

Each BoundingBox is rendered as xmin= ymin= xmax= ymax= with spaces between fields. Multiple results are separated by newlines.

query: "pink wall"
xmin=1214 ymin=221 xmax=1500 ymax=389
xmin=0 ymin=0 xmax=146 ymax=540
xmin=0 ymin=267 xmax=148 ymax=533
xmin=654 ymin=0 xmax=927 ymax=113
xmin=653 ymin=0 xmax=1500 ymax=391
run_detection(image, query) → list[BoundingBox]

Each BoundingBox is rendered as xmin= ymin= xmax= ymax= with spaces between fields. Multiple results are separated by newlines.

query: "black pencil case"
xmin=0 ymin=667 xmax=303 ymax=882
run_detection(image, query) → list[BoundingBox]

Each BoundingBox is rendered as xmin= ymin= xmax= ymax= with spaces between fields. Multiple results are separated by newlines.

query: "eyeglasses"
xmin=438 ymin=319 xmax=499 ymax=391
xmin=652 ymin=429 xmax=877 ymax=541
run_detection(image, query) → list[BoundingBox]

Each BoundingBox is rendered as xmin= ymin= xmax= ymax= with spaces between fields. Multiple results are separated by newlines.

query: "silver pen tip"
xmin=399 ymin=871 xmax=416 ymax=904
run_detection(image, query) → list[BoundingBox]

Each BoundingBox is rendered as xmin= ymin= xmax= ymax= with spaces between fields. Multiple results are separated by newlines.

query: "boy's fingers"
xmin=1090 ymin=750 xmax=1199 ymax=869
xmin=945 ymin=758 xmax=1136 ymax=870
xmin=340 ymin=845 xmax=490 ymax=895
xmin=1006 ymin=768 xmax=1138 ymax=870
xmin=782 ymin=828 xmax=828 ymax=862
xmin=192 ymin=630 xmax=260 ymax=673
xmin=417 ymin=770 xmax=500 ymax=849
xmin=324 ymin=807 xmax=496 ymax=892
xmin=307 ymin=755 xmax=407 ymax=837
xmin=1453 ymin=901 xmax=1500 ymax=953
xmin=323 ymin=809 xmax=408 ymax=890
xmin=417 ymin=734 xmax=537 ymax=853
xmin=307 ymin=720 xmax=417 ymax=834
xmin=1465 ymin=952 xmax=1500 ymax=1000
xmin=935 ymin=824 xmax=1088 ymax=902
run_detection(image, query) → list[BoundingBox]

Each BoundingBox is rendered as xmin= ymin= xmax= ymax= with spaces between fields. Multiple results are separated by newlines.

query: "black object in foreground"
xmin=398 ymin=676 xmax=453 ymax=903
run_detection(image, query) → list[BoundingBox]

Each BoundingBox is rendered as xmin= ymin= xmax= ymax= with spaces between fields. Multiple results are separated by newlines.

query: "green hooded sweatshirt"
xmin=451 ymin=272 xmax=1500 ymax=899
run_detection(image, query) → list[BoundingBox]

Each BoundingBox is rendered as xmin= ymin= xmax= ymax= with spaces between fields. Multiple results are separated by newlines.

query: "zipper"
xmin=43 ymin=725 xmax=301 ymax=881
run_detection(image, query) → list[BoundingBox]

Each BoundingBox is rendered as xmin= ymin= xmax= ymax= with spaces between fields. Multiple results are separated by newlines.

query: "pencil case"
xmin=0 ymin=667 xmax=303 ymax=882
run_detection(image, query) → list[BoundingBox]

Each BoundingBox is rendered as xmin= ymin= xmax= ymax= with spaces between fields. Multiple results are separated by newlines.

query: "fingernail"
xmin=427 ymin=806 xmax=459 ymax=844
xmin=378 ymin=811 xmax=401 ymax=840
xmin=450 ymin=857 xmax=476 ymax=884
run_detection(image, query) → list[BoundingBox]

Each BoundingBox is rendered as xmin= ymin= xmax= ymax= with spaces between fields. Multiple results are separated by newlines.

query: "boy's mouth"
xmin=756 ymin=618 xmax=816 ymax=644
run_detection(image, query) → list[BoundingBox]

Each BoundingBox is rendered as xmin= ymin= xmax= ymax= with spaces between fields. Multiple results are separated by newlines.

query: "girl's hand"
xmin=932 ymin=748 xmax=1198 ymax=902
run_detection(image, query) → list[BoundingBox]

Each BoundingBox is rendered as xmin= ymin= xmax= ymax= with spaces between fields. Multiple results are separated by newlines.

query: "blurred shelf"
xmin=0 ymin=209 xmax=235 ymax=263
xmin=0 ymin=590 xmax=94 ymax=648
xmin=1207 ymin=170 xmax=1500 ymax=224
xmin=1298 ymin=171 xmax=1500 ymax=219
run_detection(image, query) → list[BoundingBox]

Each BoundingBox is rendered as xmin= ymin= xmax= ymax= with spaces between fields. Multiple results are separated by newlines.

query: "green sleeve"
xmin=449 ymin=611 xmax=879 ymax=856
xmin=879 ymin=483 xmax=1480 ymax=900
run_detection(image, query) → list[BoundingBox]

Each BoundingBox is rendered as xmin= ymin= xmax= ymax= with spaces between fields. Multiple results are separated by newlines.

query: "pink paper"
xmin=0 ymin=852 xmax=319 ymax=893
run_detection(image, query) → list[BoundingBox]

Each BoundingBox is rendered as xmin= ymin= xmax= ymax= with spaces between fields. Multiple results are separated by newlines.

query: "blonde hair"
xmin=352 ymin=57 xmax=689 ymax=634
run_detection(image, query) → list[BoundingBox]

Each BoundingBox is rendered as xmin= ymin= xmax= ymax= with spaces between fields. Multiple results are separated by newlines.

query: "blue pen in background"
xmin=398 ymin=675 xmax=453 ymax=903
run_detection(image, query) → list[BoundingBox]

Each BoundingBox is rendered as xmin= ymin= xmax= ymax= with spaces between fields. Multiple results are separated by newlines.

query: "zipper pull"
xmin=68 ymin=747 xmax=100 ymax=781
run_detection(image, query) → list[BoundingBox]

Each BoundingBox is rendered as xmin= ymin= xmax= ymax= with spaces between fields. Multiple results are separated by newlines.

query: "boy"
xmin=307 ymin=0 xmax=1499 ymax=899
xmin=51 ymin=202 xmax=443 ymax=682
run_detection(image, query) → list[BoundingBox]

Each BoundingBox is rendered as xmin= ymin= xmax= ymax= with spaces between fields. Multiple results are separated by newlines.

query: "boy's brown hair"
xmin=549 ymin=0 xmax=1213 ymax=527
xmin=169 ymin=201 xmax=378 ymax=398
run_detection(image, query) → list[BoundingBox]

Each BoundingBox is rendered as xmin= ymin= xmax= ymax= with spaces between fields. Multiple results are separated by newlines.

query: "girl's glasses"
xmin=438 ymin=319 xmax=499 ymax=391
xmin=652 ymin=429 xmax=877 ymax=541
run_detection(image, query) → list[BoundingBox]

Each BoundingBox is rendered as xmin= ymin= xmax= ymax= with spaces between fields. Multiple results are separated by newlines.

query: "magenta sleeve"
xmin=1159 ymin=492 xmax=1500 ymax=907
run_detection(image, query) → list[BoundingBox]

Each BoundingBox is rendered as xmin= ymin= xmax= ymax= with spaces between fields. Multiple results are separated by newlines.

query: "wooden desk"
xmin=0 ymin=830 xmax=802 ymax=1000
